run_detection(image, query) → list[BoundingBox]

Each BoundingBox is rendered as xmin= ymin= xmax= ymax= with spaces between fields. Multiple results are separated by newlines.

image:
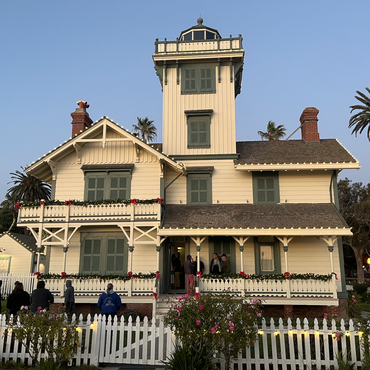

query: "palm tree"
xmin=7 ymin=167 xmax=51 ymax=203
xmin=257 ymin=121 xmax=286 ymax=141
xmin=349 ymin=87 xmax=370 ymax=141
xmin=132 ymin=117 xmax=157 ymax=143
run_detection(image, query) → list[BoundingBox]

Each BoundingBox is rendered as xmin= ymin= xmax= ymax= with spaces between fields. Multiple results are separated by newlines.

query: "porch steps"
xmin=155 ymin=294 xmax=178 ymax=319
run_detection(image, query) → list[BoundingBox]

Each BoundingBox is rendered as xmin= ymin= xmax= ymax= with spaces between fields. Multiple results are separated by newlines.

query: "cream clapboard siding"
xmin=279 ymin=171 xmax=332 ymax=203
xmin=131 ymin=245 xmax=157 ymax=272
xmin=0 ymin=235 xmax=33 ymax=274
xmin=165 ymin=160 xmax=253 ymax=204
xmin=162 ymin=66 xmax=236 ymax=155
xmin=54 ymin=138 xmax=161 ymax=201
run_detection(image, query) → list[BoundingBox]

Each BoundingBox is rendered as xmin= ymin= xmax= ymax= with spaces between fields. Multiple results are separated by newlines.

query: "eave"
xmin=157 ymin=227 xmax=352 ymax=237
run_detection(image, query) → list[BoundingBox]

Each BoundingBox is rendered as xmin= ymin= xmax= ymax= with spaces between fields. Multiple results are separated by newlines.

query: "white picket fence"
xmin=0 ymin=273 xmax=35 ymax=298
xmin=0 ymin=314 xmax=366 ymax=369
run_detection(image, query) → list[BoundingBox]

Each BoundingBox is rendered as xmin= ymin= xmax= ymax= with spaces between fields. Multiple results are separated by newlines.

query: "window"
xmin=187 ymin=173 xmax=212 ymax=205
xmin=181 ymin=65 xmax=216 ymax=94
xmin=210 ymin=236 xmax=235 ymax=273
xmin=253 ymin=172 xmax=280 ymax=204
xmin=80 ymin=233 xmax=128 ymax=275
xmin=84 ymin=170 xmax=132 ymax=201
xmin=185 ymin=110 xmax=213 ymax=149
xmin=254 ymin=236 xmax=281 ymax=275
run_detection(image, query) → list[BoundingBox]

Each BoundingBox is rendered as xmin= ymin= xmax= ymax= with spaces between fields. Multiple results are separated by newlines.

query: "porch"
xmin=0 ymin=274 xmax=338 ymax=308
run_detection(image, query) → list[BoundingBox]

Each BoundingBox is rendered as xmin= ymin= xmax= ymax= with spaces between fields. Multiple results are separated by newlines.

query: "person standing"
xmin=7 ymin=281 xmax=31 ymax=316
xmin=183 ymin=255 xmax=195 ymax=295
xmin=210 ymin=253 xmax=221 ymax=274
xmin=30 ymin=280 xmax=54 ymax=312
xmin=221 ymin=254 xmax=231 ymax=273
xmin=97 ymin=283 xmax=122 ymax=321
xmin=63 ymin=280 xmax=76 ymax=315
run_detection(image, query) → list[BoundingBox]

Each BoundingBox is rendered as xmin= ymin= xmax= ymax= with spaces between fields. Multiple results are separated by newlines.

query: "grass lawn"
xmin=358 ymin=302 xmax=370 ymax=312
xmin=1 ymin=299 xmax=8 ymax=314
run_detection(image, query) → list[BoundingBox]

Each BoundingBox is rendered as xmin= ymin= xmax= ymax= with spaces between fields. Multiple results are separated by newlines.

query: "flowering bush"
xmin=164 ymin=292 xmax=262 ymax=370
xmin=7 ymin=305 xmax=80 ymax=370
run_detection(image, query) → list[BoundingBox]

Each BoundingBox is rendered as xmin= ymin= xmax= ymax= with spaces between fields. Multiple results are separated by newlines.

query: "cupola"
xmin=179 ymin=17 xmax=221 ymax=41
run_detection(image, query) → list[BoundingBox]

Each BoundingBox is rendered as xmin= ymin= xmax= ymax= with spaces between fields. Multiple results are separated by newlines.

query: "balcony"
xmin=154 ymin=36 xmax=243 ymax=55
xmin=17 ymin=203 xmax=162 ymax=226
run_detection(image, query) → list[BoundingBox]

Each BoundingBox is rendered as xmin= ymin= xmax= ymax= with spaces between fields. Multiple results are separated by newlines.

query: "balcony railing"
xmin=154 ymin=36 xmax=243 ymax=54
xmin=17 ymin=203 xmax=162 ymax=225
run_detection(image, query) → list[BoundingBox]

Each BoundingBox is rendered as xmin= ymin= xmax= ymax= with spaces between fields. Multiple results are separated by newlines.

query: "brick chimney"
xmin=300 ymin=107 xmax=320 ymax=143
xmin=71 ymin=100 xmax=93 ymax=137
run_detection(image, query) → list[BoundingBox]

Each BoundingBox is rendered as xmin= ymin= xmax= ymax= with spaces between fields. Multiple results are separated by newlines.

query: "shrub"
xmin=7 ymin=305 xmax=80 ymax=370
xmin=164 ymin=292 xmax=262 ymax=370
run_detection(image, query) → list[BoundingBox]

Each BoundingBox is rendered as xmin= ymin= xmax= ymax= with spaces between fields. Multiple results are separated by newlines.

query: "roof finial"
xmin=197 ymin=16 xmax=203 ymax=25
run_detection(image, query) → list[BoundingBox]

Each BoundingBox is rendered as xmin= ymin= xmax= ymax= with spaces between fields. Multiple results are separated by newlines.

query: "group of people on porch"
xmin=183 ymin=253 xmax=231 ymax=295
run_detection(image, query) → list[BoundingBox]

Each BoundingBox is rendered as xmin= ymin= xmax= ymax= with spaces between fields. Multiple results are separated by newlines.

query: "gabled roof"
xmin=0 ymin=232 xmax=38 ymax=253
xmin=235 ymin=139 xmax=360 ymax=171
xmin=160 ymin=203 xmax=351 ymax=236
xmin=25 ymin=117 xmax=184 ymax=181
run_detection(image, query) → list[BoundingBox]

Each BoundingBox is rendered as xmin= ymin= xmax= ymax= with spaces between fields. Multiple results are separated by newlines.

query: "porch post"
xmin=128 ymin=246 xmax=134 ymax=272
xmin=276 ymin=236 xmax=293 ymax=299
xmin=156 ymin=245 xmax=161 ymax=272
xmin=62 ymin=246 xmax=68 ymax=273
xmin=36 ymin=203 xmax=45 ymax=273
xmin=239 ymin=244 xmax=244 ymax=272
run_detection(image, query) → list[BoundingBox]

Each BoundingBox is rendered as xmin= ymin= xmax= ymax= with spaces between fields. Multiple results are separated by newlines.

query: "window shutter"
xmin=110 ymin=175 xmax=127 ymax=200
xmin=86 ymin=175 xmax=105 ymax=201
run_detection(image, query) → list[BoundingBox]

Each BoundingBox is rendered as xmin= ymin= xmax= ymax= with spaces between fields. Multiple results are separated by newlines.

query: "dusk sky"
xmin=0 ymin=1 xmax=369 ymax=200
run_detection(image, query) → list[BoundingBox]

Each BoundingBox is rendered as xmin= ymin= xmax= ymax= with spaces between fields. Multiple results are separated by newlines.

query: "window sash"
xmin=253 ymin=173 xmax=279 ymax=204
xmin=187 ymin=117 xmax=210 ymax=148
xmin=182 ymin=65 xmax=215 ymax=94
xmin=187 ymin=174 xmax=211 ymax=205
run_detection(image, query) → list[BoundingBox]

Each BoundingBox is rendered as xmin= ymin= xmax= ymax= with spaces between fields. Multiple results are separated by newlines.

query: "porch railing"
xmin=200 ymin=277 xmax=337 ymax=299
xmin=17 ymin=203 xmax=162 ymax=225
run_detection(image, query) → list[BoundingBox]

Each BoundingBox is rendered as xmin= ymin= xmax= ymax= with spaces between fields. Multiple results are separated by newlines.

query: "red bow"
xmin=155 ymin=271 xmax=161 ymax=279
xmin=240 ymin=271 xmax=247 ymax=277
xmin=196 ymin=271 xmax=202 ymax=278
xmin=284 ymin=272 xmax=291 ymax=280
xmin=40 ymin=200 xmax=45 ymax=206
xmin=65 ymin=200 xmax=72 ymax=205
xmin=128 ymin=272 xmax=133 ymax=278
xmin=130 ymin=199 xmax=137 ymax=205
xmin=332 ymin=272 xmax=338 ymax=280
xmin=157 ymin=198 xmax=163 ymax=204
xmin=195 ymin=292 xmax=200 ymax=300
xmin=153 ymin=291 xmax=158 ymax=300
xmin=61 ymin=272 xmax=66 ymax=278
xmin=34 ymin=272 xmax=40 ymax=279
xmin=16 ymin=203 xmax=21 ymax=210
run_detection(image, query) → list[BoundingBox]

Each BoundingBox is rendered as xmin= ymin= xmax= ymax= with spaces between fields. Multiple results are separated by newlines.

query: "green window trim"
xmin=254 ymin=236 xmax=281 ymax=275
xmin=185 ymin=110 xmax=213 ymax=149
xmin=84 ymin=171 xmax=132 ymax=201
xmin=181 ymin=64 xmax=216 ymax=95
xmin=80 ymin=233 xmax=128 ymax=275
xmin=252 ymin=172 xmax=280 ymax=204
xmin=187 ymin=173 xmax=212 ymax=205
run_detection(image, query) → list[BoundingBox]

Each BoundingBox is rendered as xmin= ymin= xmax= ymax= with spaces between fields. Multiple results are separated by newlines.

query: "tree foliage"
xmin=349 ymin=87 xmax=370 ymax=141
xmin=132 ymin=117 xmax=157 ymax=143
xmin=7 ymin=167 xmax=51 ymax=202
xmin=257 ymin=121 xmax=286 ymax=141
xmin=338 ymin=178 xmax=370 ymax=283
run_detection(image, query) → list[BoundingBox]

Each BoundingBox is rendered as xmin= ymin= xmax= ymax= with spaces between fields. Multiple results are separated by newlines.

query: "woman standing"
xmin=97 ymin=283 xmax=122 ymax=321
xmin=7 ymin=281 xmax=31 ymax=315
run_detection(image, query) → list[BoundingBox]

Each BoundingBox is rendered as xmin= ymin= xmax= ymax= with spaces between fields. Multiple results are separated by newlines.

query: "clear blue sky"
xmin=0 ymin=1 xmax=369 ymax=200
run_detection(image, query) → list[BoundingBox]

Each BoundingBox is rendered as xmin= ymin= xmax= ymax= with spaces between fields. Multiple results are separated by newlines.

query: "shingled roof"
xmin=235 ymin=139 xmax=356 ymax=165
xmin=162 ymin=203 xmax=348 ymax=229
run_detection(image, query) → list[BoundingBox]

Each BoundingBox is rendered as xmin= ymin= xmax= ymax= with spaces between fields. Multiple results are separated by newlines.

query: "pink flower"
xmin=253 ymin=299 xmax=258 ymax=305
xmin=173 ymin=304 xmax=177 ymax=308
xmin=199 ymin=305 xmax=204 ymax=310
xmin=229 ymin=322 xmax=235 ymax=331
xmin=178 ymin=296 xmax=183 ymax=302
xmin=215 ymin=324 xmax=219 ymax=329
xmin=257 ymin=312 xmax=261 ymax=317
xmin=253 ymin=339 xmax=256 ymax=344
xmin=184 ymin=294 xmax=189 ymax=299
xmin=37 ymin=306 xmax=42 ymax=311
xmin=227 ymin=314 xmax=230 ymax=319
xmin=177 ymin=307 xmax=182 ymax=312
xmin=248 ymin=313 xmax=251 ymax=317
xmin=196 ymin=320 xmax=201 ymax=326
xmin=354 ymin=300 xmax=357 ymax=303
xmin=324 ymin=313 xmax=328 ymax=320
xmin=211 ymin=327 xmax=216 ymax=334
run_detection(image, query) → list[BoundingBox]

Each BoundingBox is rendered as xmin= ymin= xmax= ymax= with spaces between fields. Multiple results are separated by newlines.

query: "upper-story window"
xmin=181 ymin=65 xmax=216 ymax=95
xmin=185 ymin=110 xmax=213 ymax=149
xmin=253 ymin=172 xmax=280 ymax=204
xmin=182 ymin=30 xmax=217 ymax=41
xmin=82 ymin=165 xmax=133 ymax=201
xmin=186 ymin=167 xmax=214 ymax=205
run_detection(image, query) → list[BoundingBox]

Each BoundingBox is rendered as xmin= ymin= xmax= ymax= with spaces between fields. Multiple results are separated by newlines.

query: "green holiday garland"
xmin=37 ymin=272 xmax=157 ymax=280
xmin=19 ymin=198 xmax=163 ymax=208
xmin=201 ymin=273 xmax=333 ymax=281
